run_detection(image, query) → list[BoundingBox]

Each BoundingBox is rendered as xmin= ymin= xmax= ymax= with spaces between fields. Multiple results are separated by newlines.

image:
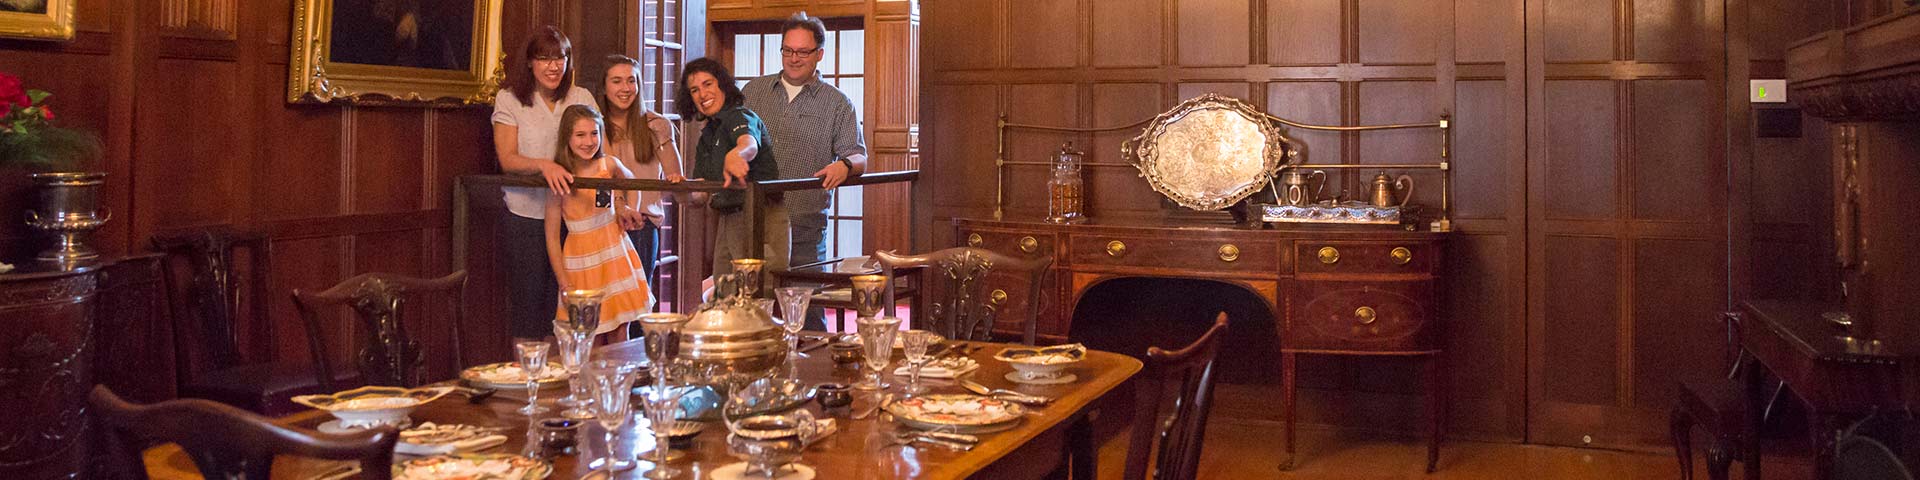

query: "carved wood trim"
xmin=160 ymin=0 xmax=238 ymax=40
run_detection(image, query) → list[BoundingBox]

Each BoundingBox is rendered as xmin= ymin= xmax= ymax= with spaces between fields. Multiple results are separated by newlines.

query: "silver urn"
xmin=677 ymin=273 xmax=789 ymax=385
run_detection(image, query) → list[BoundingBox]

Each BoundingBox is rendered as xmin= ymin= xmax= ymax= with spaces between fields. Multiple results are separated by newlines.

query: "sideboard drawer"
xmin=1287 ymin=280 xmax=1435 ymax=352
xmin=959 ymin=229 xmax=1056 ymax=260
xmin=1294 ymin=241 xmax=1436 ymax=276
xmin=1069 ymin=235 xmax=1277 ymax=273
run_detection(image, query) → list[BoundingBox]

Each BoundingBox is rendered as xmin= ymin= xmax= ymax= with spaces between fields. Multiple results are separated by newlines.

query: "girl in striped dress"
xmin=544 ymin=104 xmax=654 ymax=337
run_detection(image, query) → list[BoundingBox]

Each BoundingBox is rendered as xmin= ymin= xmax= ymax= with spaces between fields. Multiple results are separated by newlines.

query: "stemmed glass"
xmin=774 ymin=287 xmax=814 ymax=358
xmin=514 ymin=341 xmax=551 ymax=415
xmin=637 ymin=312 xmax=690 ymax=389
xmin=854 ymin=316 xmax=902 ymax=391
xmin=900 ymin=330 xmax=937 ymax=395
xmin=585 ymin=360 xmax=640 ymax=472
xmin=637 ymin=384 xmax=689 ymax=478
xmin=731 ymin=258 xmax=765 ymax=298
xmin=552 ymin=325 xmax=595 ymax=418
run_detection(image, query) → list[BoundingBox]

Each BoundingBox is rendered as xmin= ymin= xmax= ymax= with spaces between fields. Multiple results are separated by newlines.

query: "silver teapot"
xmin=677 ymin=272 xmax=789 ymax=385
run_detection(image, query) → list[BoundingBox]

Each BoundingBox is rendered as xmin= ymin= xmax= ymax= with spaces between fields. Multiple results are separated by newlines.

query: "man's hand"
xmin=537 ymin=162 xmax=574 ymax=196
xmin=814 ymin=161 xmax=851 ymax=189
xmin=615 ymin=204 xmax=647 ymax=230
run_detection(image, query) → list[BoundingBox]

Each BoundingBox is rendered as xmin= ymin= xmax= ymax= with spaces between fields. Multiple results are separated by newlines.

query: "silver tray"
xmin=1123 ymin=94 xmax=1301 ymax=211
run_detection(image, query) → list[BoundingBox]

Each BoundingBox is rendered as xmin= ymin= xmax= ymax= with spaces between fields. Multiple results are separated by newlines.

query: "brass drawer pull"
xmin=991 ymin=289 xmax=1008 ymax=305
xmin=1317 ymin=246 xmax=1340 ymax=264
xmin=1218 ymin=244 xmax=1240 ymax=262
xmin=967 ymin=233 xmax=982 ymax=247
xmin=1355 ymin=306 xmax=1378 ymax=325
xmin=1019 ymin=236 xmax=1039 ymax=253
xmin=1391 ymin=247 xmax=1412 ymax=265
xmin=1106 ymin=240 xmax=1127 ymax=257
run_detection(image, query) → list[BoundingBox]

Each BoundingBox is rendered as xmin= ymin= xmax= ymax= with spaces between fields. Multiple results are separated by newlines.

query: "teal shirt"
xmin=695 ymin=105 xmax=780 ymax=212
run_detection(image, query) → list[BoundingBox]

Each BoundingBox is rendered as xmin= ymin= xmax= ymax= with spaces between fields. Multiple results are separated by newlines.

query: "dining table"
xmin=143 ymin=335 xmax=1142 ymax=479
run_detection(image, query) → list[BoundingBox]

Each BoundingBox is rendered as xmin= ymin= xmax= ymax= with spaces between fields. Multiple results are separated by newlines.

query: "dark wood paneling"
xmin=1093 ymin=0 xmax=1163 ymax=67
xmin=1265 ymin=0 xmax=1342 ymax=65
xmin=1630 ymin=237 xmax=1724 ymax=411
xmin=1004 ymin=0 xmax=1077 ymax=69
xmin=1631 ymin=80 xmax=1712 ymax=221
xmin=1177 ymin=0 xmax=1250 ymax=66
xmin=1455 ymin=0 xmax=1516 ymax=64
xmin=1088 ymin=83 xmax=1164 ymax=216
xmin=1356 ymin=0 xmax=1439 ymax=65
xmin=925 ymin=84 xmax=1001 ymax=209
xmin=921 ymin=0 xmax=995 ymax=71
xmin=1633 ymin=0 xmax=1706 ymax=63
xmin=1452 ymin=80 xmax=1512 ymax=220
xmin=1543 ymin=0 xmax=1615 ymax=62
xmin=1543 ymin=81 xmax=1618 ymax=219
xmin=347 ymin=108 xmax=427 ymax=215
xmin=1541 ymin=235 xmax=1620 ymax=405
xmin=1357 ymin=81 xmax=1442 ymax=206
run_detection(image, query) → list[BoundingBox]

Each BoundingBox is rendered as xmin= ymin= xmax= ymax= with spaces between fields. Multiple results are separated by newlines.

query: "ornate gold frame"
xmin=286 ymin=0 xmax=505 ymax=107
xmin=0 ymin=0 xmax=74 ymax=41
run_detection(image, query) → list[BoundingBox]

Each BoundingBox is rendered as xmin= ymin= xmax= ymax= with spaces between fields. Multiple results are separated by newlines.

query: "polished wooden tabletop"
xmin=145 ymin=336 xmax=1141 ymax=479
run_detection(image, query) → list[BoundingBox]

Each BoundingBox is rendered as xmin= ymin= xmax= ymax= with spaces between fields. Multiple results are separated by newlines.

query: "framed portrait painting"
xmin=288 ymin=0 xmax=504 ymax=107
xmin=0 ymin=0 xmax=75 ymax=41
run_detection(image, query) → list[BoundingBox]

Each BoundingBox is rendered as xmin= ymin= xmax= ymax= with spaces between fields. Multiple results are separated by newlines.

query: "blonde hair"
xmin=551 ymin=104 xmax=604 ymax=174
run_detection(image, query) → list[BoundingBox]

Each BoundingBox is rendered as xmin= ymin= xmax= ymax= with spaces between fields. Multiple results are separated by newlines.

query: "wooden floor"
xmin=1095 ymin=417 xmax=1815 ymax=480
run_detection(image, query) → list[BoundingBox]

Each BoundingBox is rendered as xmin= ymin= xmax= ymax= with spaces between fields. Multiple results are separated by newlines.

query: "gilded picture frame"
xmin=0 ymin=0 xmax=75 ymax=41
xmin=287 ymin=0 xmax=505 ymax=107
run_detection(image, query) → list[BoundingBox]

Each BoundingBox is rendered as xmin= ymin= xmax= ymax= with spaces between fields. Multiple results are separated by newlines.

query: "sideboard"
xmin=954 ymin=218 xmax=1448 ymax=471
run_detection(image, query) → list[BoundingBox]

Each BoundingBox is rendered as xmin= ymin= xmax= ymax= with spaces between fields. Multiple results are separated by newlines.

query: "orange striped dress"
xmin=555 ymin=157 xmax=653 ymax=335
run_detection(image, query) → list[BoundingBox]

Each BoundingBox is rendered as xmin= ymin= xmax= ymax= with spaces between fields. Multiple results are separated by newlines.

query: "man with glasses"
xmin=744 ymin=12 xmax=867 ymax=330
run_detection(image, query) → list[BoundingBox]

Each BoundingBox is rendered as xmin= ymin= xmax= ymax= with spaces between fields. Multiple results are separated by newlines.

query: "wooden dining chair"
xmin=1123 ymin=313 xmax=1229 ymax=480
xmin=292 ymin=271 xmax=468 ymax=390
xmin=1670 ymin=311 xmax=1793 ymax=480
xmin=873 ymin=247 xmax=1053 ymax=345
xmin=153 ymin=226 xmax=335 ymax=415
xmin=90 ymin=385 xmax=397 ymax=480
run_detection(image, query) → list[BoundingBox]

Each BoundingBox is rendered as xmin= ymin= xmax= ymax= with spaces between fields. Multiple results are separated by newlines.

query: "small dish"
xmin=292 ymin=386 xmax=453 ymax=429
xmin=459 ymin=362 xmax=569 ymax=389
xmin=885 ymin=394 xmax=1025 ymax=432
xmin=993 ymin=343 xmax=1086 ymax=380
xmin=392 ymin=453 xmax=551 ymax=480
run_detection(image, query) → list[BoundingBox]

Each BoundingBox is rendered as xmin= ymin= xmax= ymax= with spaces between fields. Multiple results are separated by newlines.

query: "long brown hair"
xmin=551 ymin=105 xmax=604 ymax=174
xmin=508 ymin=26 xmax=573 ymax=107
xmin=597 ymin=54 xmax=656 ymax=165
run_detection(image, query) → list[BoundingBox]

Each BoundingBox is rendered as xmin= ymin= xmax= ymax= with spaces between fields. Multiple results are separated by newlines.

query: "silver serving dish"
xmin=678 ymin=283 xmax=789 ymax=384
xmin=1122 ymin=94 xmax=1301 ymax=211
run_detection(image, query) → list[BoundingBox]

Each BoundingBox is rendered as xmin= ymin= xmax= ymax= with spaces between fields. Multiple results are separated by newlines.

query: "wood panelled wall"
xmin=919 ymin=0 xmax=1847 ymax=448
xmin=0 ymin=0 xmax=580 ymax=380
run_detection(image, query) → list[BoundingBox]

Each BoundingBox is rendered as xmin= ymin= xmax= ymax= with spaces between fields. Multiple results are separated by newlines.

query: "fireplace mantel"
xmin=1787 ymin=4 xmax=1920 ymax=120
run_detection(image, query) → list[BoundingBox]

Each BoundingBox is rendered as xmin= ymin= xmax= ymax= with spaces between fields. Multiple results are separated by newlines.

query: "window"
xmin=642 ymin=0 xmax=686 ymax=116
xmin=730 ymin=25 xmax=866 ymax=260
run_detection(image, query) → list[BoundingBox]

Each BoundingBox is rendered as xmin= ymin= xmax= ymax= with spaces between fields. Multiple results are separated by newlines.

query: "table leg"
xmin=1743 ymin=357 xmax=1765 ymax=480
xmin=1810 ymin=414 xmax=1837 ymax=480
xmin=1282 ymin=351 xmax=1297 ymax=471
xmin=1069 ymin=413 xmax=1095 ymax=480
xmin=1427 ymin=352 xmax=1445 ymax=473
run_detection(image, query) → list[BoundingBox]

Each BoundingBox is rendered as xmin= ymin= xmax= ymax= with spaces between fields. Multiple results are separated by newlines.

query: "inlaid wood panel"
xmin=1452 ymin=80 xmax=1511 ymax=219
xmin=1629 ymin=237 xmax=1724 ymax=411
xmin=1543 ymin=0 xmax=1615 ymax=62
xmin=160 ymin=0 xmax=238 ymax=39
xmin=1631 ymin=80 xmax=1712 ymax=221
xmin=1265 ymin=0 xmax=1341 ymax=65
xmin=1356 ymin=0 xmax=1440 ymax=65
xmin=347 ymin=108 xmax=428 ymax=215
xmin=1177 ymin=0 xmax=1250 ymax=66
xmin=921 ymin=0 xmax=995 ymax=71
xmin=1005 ymin=0 xmax=1077 ymax=69
xmin=1443 ymin=233 xmax=1524 ymax=434
xmin=1633 ymin=0 xmax=1706 ymax=63
xmin=926 ymin=84 xmax=1001 ymax=208
xmin=1092 ymin=0 xmax=1162 ymax=67
xmin=1541 ymin=235 xmax=1620 ymax=405
xmin=1456 ymin=0 xmax=1517 ymax=64
xmin=1543 ymin=81 xmax=1618 ymax=219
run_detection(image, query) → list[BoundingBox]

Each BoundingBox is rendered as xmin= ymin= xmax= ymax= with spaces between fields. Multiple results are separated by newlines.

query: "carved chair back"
xmin=150 ymin=226 xmax=272 ymax=384
xmin=873 ymin=247 xmax=1053 ymax=345
xmin=90 ymin=385 xmax=396 ymax=480
xmin=1124 ymin=313 xmax=1228 ymax=480
xmin=292 ymin=271 xmax=468 ymax=390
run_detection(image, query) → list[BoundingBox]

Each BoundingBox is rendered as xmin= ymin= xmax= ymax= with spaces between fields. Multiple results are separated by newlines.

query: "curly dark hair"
xmin=674 ymin=57 xmax=744 ymax=120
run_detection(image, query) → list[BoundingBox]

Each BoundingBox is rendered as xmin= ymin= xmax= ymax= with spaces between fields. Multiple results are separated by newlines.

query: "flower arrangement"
xmin=0 ymin=71 xmax=99 ymax=171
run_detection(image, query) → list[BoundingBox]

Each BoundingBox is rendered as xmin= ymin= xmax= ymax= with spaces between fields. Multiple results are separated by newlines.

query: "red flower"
xmin=40 ymin=106 xmax=52 ymax=120
xmin=0 ymin=73 xmax=24 ymax=109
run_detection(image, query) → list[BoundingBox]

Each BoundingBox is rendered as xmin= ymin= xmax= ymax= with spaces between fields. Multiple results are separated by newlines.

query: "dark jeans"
xmin=626 ymin=221 xmax=660 ymax=279
xmin=501 ymin=213 xmax=558 ymax=339
xmin=791 ymin=211 xmax=829 ymax=331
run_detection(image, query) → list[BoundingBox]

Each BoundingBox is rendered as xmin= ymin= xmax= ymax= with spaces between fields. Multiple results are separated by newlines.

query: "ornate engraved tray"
xmin=1260 ymin=201 xmax=1402 ymax=224
xmin=1123 ymin=94 xmax=1300 ymax=210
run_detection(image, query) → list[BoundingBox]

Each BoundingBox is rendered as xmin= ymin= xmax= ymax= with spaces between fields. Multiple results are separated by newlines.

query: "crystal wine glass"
xmin=774 ymin=286 xmax=814 ymax=358
xmin=552 ymin=323 xmax=595 ymax=418
xmin=854 ymin=316 xmax=901 ymax=391
xmin=637 ymin=384 xmax=689 ymax=478
xmin=586 ymin=360 xmax=639 ymax=472
xmin=514 ymin=341 xmax=551 ymax=415
xmin=900 ymin=330 xmax=937 ymax=395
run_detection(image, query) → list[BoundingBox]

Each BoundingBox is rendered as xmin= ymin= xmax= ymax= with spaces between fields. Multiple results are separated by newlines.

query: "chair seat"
xmin=180 ymin=363 xmax=353 ymax=416
xmin=1679 ymin=380 xmax=1749 ymax=436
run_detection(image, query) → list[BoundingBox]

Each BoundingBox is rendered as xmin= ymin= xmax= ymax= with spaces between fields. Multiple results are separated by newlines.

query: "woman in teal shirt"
xmin=676 ymin=57 xmax=788 ymax=288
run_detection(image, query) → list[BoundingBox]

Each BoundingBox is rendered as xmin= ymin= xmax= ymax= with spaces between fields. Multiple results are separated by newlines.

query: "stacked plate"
xmin=884 ymin=394 xmax=1024 ymax=433
xmin=458 ymin=362 xmax=569 ymax=389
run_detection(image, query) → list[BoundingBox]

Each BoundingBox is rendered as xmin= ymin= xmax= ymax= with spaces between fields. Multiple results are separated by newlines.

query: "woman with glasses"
xmin=492 ymin=25 xmax=598 ymax=342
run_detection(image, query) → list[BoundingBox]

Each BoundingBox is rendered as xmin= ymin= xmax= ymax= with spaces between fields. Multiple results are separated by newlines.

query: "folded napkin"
xmin=395 ymin=423 xmax=508 ymax=456
xmin=893 ymin=357 xmax=979 ymax=379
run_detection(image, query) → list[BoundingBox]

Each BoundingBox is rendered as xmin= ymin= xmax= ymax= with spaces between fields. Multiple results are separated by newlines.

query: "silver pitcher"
xmin=1278 ymin=169 xmax=1327 ymax=207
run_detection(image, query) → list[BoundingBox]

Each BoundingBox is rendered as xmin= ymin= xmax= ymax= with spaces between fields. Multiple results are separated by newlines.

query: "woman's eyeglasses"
xmin=533 ymin=55 xmax=567 ymax=65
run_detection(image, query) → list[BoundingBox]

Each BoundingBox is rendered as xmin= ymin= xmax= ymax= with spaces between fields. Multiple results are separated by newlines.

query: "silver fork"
xmin=888 ymin=431 xmax=973 ymax=451
xmin=959 ymin=378 xmax=1052 ymax=405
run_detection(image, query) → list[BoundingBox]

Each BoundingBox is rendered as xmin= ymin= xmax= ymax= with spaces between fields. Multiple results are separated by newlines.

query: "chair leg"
xmin=1671 ymin=408 xmax=1695 ymax=480
xmin=1705 ymin=441 xmax=1734 ymax=480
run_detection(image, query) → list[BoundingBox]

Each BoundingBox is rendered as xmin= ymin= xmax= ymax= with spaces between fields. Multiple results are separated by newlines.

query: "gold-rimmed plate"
xmin=393 ymin=453 xmax=550 ymax=479
xmin=458 ymin=362 xmax=569 ymax=390
xmin=885 ymin=394 xmax=1024 ymax=433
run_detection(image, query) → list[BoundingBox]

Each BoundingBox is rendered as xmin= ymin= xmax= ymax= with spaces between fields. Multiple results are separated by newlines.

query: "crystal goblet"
xmin=585 ymin=360 xmax=639 ymax=472
xmin=855 ymin=316 xmax=901 ymax=391
xmin=900 ymin=329 xmax=937 ymax=395
xmin=637 ymin=384 xmax=689 ymax=478
xmin=513 ymin=341 xmax=551 ymax=415
xmin=774 ymin=286 xmax=814 ymax=358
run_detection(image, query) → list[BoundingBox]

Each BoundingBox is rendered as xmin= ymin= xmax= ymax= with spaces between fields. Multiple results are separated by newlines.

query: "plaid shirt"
xmin=742 ymin=73 xmax=866 ymax=217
